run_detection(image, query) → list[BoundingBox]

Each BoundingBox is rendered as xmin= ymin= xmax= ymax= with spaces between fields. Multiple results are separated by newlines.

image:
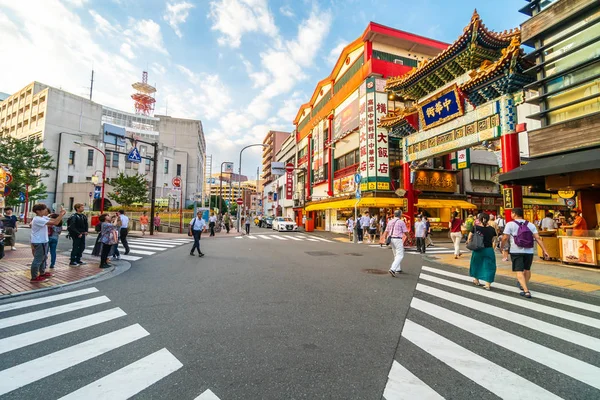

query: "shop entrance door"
xmin=315 ymin=211 xmax=326 ymax=230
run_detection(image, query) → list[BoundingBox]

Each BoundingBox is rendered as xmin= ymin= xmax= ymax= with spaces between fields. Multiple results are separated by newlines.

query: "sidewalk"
xmin=0 ymin=243 xmax=108 ymax=297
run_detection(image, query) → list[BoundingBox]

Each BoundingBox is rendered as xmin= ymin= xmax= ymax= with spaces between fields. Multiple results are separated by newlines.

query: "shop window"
xmin=68 ymin=150 xmax=75 ymax=165
xmin=470 ymin=164 xmax=495 ymax=181
xmin=87 ymin=149 xmax=94 ymax=166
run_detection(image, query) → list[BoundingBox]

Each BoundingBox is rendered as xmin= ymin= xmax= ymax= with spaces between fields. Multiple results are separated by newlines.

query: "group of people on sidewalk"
xmin=92 ymin=210 xmax=131 ymax=268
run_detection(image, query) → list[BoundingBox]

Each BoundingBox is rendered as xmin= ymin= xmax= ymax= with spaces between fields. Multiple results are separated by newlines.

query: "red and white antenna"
xmin=131 ymin=71 xmax=156 ymax=115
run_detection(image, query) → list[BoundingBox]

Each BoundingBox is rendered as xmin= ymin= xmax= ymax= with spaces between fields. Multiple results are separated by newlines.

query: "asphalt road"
xmin=2 ymin=227 xmax=600 ymax=399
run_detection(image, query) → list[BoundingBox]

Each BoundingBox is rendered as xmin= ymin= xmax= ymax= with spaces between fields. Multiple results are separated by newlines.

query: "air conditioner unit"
xmin=393 ymin=59 xmax=404 ymax=65
xmin=293 ymin=193 xmax=299 ymax=200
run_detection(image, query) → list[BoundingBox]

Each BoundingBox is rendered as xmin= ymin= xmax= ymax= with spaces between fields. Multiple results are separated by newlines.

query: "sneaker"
xmin=389 ymin=270 xmax=396 ymax=277
xmin=11 ymin=246 xmax=17 ymax=251
xmin=190 ymin=252 xmax=195 ymax=256
xmin=30 ymin=276 xmax=48 ymax=282
xmin=99 ymin=263 xmax=111 ymax=269
xmin=41 ymin=272 xmax=53 ymax=278
xmin=77 ymin=261 xmax=87 ymax=265
xmin=69 ymin=262 xmax=79 ymax=266
xmin=358 ymin=241 xmax=363 ymax=244
xmin=49 ymin=266 xmax=55 ymax=270
xmin=198 ymin=253 xmax=205 ymax=257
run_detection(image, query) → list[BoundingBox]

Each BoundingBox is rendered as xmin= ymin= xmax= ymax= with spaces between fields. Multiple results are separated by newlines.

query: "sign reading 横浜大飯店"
xmin=418 ymin=84 xmax=464 ymax=131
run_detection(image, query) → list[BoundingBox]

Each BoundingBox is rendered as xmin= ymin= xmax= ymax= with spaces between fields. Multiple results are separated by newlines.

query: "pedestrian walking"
xmin=424 ymin=216 xmax=434 ymax=247
xmin=110 ymin=214 xmax=121 ymax=261
xmin=91 ymin=219 xmax=102 ymax=257
xmin=501 ymin=207 xmax=550 ymax=299
xmin=467 ymin=212 xmax=497 ymax=290
xmin=346 ymin=216 xmax=355 ymax=242
xmin=449 ymin=211 xmax=463 ymax=259
xmin=209 ymin=212 xmax=217 ymax=236
xmin=463 ymin=214 xmax=474 ymax=242
xmin=30 ymin=204 xmax=66 ymax=282
xmin=139 ymin=211 xmax=149 ymax=236
xmin=414 ymin=215 xmax=427 ymax=254
xmin=245 ymin=216 xmax=251 ymax=235
xmin=224 ymin=212 xmax=231 ymax=234
xmin=0 ymin=219 xmax=5 ymax=260
xmin=153 ymin=213 xmax=161 ymax=233
xmin=189 ymin=211 xmax=207 ymax=257
xmin=67 ymin=203 xmax=88 ymax=266
xmin=99 ymin=214 xmax=118 ymax=269
xmin=381 ymin=210 xmax=409 ymax=277
xmin=360 ymin=212 xmax=370 ymax=243
xmin=118 ymin=210 xmax=130 ymax=255
xmin=47 ymin=213 xmax=63 ymax=270
xmin=2 ymin=207 xmax=18 ymax=251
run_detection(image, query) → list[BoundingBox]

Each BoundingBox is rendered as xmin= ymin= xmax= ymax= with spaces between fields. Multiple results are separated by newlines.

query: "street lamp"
xmin=74 ymin=141 xmax=106 ymax=213
xmin=220 ymin=161 xmax=233 ymax=216
xmin=237 ymin=144 xmax=269 ymax=233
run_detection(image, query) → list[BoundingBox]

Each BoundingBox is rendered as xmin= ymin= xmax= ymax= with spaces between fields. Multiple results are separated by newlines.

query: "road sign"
xmin=285 ymin=163 xmax=294 ymax=174
xmin=355 ymin=189 xmax=361 ymax=199
xmin=566 ymin=198 xmax=576 ymax=207
xmin=236 ymin=197 xmax=243 ymax=205
xmin=19 ymin=192 xmax=25 ymax=202
xmin=354 ymin=174 xmax=362 ymax=184
xmin=172 ymin=177 xmax=182 ymax=187
xmin=127 ymin=147 xmax=142 ymax=163
xmin=5 ymin=172 xmax=12 ymax=185
xmin=4 ymin=187 xmax=10 ymax=196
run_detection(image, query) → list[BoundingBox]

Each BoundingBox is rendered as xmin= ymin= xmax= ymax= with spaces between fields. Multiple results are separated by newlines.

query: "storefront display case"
xmin=558 ymin=230 xmax=600 ymax=267
xmin=537 ymin=230 xmax=560 ymax=260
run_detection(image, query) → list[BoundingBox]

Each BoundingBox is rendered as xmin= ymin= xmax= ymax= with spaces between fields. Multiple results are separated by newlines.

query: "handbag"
xmin=107 ymin=229 xmax=118 ymax=245
xmin=385 ymin=220 xmax=398 ymax=246
xmin=466 ymin=226 xmax=485 ymax=251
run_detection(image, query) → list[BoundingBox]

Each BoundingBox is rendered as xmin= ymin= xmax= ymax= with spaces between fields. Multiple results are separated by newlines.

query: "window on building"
xmin=68 ymin=150 xmax=75 ymax=165
xmin=145 ymin=159 xmax=151 ymax=172
xmin=67 ymin=175 xmax=74 ymax=183
xmin=87 ymin=149 xmax=94 ymax=167
xmin=105 ymin=151 xmax=111 ymax=167
xmin=176 ymin=163 xmax=182 ymax=176
xmin=323 ymin=163 xmax=329 ymax=181
xmin=125 ymin=160 xmax=132 ymax=169
xmin=68 ymin=197 xmax=74 ymax=212
xmin=470 ymin=164 xmax=495 ymax=181
xmin=112 ymin=152 xmax=119 ymax=168
xmin=164 ymin=159 xmax=169 ymax=174
xmin=85 ymin=176 xmax=92 ymax=181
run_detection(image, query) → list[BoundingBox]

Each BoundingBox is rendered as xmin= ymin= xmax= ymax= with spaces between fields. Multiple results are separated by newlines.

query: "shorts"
xmin=141 ymin=224 xmax=148 ymax=231
xmin=511 ymin=253 xmax=534 ymax=272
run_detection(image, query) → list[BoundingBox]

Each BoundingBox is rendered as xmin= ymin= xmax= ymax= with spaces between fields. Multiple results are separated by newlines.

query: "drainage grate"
xmin=305 ymin=251 xmax=336 ymax=256
xmin=363 ymin=269 xmax=389 ymax=275
xmin=345 ymin=253 xmax=363 ymax=256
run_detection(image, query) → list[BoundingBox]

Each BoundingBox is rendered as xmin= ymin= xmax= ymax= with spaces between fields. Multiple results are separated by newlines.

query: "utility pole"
xmin=89 ymin=69 xmax=94 ymax=101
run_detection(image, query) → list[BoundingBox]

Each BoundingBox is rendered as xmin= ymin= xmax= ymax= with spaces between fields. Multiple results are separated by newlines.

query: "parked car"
xmin=272 ymin=217 xmax=298 ymax=232
xmin=259 ymin=216 xmax=273 ymax=228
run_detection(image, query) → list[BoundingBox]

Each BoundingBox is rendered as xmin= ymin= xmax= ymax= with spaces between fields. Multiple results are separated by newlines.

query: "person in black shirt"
xmin=467 ymin=212 xmax=497 ymax=290
xmin=2 ymin=207 xmax=18 ymax=251
xmin=67 ymin=204 xmax=89 ymax=266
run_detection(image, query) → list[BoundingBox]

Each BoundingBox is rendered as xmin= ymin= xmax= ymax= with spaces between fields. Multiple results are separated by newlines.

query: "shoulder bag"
xmin=466 ymin=226 xmax=485 ymax=251
xmin=385 ymin=220 xmax=398 ymax=246
xmin=188 ymin=218 xmax=196 ymax=237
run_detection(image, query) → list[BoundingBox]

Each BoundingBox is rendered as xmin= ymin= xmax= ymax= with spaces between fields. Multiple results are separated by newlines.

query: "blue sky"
xmin=0 ymin=0 xmax=529 ymax=179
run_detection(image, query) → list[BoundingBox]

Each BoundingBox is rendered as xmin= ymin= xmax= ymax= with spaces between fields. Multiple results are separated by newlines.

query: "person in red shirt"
xmin=449 ymin=211 xmax=463 ymax=259
xmin=562 ymin=209 xmax=588 ymax=236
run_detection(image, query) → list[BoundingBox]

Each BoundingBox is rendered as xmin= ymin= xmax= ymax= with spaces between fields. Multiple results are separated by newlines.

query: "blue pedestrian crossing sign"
xmin=127 ymin=147 xmax=142 ymax=163
xmin=355 ymin=189 xmax=361 ymax=199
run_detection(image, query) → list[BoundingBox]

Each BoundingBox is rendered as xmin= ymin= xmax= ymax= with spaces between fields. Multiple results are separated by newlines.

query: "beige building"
xmin=261 ymin=130 xmax=290 ymax=184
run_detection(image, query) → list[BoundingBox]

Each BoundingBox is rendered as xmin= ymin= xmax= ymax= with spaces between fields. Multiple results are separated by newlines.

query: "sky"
xmin=0 ymin=0 xmax=529 ymax=180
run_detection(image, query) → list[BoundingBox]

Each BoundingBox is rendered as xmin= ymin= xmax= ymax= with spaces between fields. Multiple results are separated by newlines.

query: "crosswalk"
xmin=369 ymin=243 xmax=468 ymax=255
xmin=0 ymin=287 xmax=197 ymax=398
xmin=83 ymin=237 xmax=194 ymax=262
xmin=383 ymin=265 xmax=600 ymax=399
xmin=234 ymin=233 xmax=333 ymax=243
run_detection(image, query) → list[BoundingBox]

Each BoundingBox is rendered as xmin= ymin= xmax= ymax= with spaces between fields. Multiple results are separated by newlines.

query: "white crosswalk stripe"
xmin=383 ymin=265 xmax=600 ymax=399
xmin=0 ymin=287 xmax=185 ymax=398
xmin=234 ymin=234 xmax=332 ymax=243
xmin=84 ymin=237 xmax=194 ymax=263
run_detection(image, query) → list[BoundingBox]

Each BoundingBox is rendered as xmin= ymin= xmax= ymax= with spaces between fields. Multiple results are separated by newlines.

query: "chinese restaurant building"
xmin=383 ymin=11 xmax=536 ymax=229
xmin=500 ymin=0 xmax=600 ymax=266
xmin=293 ymin=22 xmax=448 ymax=232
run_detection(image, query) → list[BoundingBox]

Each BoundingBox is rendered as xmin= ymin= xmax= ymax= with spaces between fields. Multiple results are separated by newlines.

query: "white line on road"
xmin=421 ymin=266 xmax=600 ymax=315
xmin=257 ymin=235 xmax=273 ymax=240
xmin=234 ymin=236 xmax=242 ymax=239
xmin=310 ymin=237 xmax=333 ymax=242
xmin=383 ymin=360 xmax=443 ymax=400
xmin=246 ymin=235 xmax=258 ymax=239
xmin=285 ymin=236 xmax=303 ymax=241
xmin=411 ymin=297 xmax=600 ymax=389
xmin=306 ymin=238 xmax=319 ymax=242
xmin=58 ymin=348 xmax=183 ymax=400
xmin=271 ymin=236 xmax=288 ymax=241
xmin=402 ymin=320 xmax=562 ymax=400
xmin=419 ymin=273 xmax=600 ymax=329
xmin=0 ymin=308 xmax=127 ymax=355
xmin=119 ymin=243 xmax=168 ymax=251
xmin=127 ymin=240 xmax=177 ymax=248
xmin=115 ymin=247 xmax=155 ymax=255
xmin=194 ymin=389 xmax=221 ymax=400
xmin=0 ymin=296 xmax=111 ymax=330
xmin=83 ymin=250 xmax=142 ymax=261
xmin=0 ymin=288 xmax=99 ymax=313
xmin=0 ymin=324 xmax=150 ymax=396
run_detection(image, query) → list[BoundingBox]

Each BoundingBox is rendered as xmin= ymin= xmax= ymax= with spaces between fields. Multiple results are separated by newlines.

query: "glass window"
xmin=176 ymin=163 xmax=182 ymax=176
xmin=164 ymin=159 xmax=169 ymax=174
xmin=543 ymin=43 xmax=600 ymax=78
xmin=105 ymin=152 xmax=111 ymax=167
xmin=546 ymin=62 xmax=599 ymax=93
xmin=112 ymin=152 xmax=119 ymax=168
xmin=68 ymin=150 xmax=75 ymax=165
xmin=336 ymin=156 xmax=346 ymax=171
xmin=548 ymin=94 xmax=600 ymax=124
xmin=544 ymin=21 xmax=600 ymax=63
xmin=87 ymin=149 xmax=94 ymax=167
xmin=67 ymin=175 xmax=74 ymax=183
xmin=323 ymin=163 xmax=328 ymax=181
xmin=346 ymin=151 xmax=355 ymax=166
xmin=543 ymin=9 xmax=600 ymax=44
xmin=546 ymin=79 xmax=600 ymax=109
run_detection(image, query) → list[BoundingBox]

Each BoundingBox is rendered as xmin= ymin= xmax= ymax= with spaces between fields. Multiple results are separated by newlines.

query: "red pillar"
xmin=327 ymin=115 xmax=334 ymax=197
xmin=403 ymin=162 xmax=415 ymax=228
xmin=501 ymin=125 xmax=524 ymax=222
xmin=443 ymin=154 xmax=452 ymax=170
xmin=306 ymin=133 xmax=312 ymax=202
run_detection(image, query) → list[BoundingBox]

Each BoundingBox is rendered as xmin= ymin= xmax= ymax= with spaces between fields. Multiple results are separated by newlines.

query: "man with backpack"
xmin=67 ymin=204 xmax=88 ymax=266
xmin=501 ymin=208 xmax=549 ymax=299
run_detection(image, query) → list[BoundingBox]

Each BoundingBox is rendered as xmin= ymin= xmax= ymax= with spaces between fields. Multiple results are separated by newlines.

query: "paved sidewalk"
xmin=0 ymin=243 xmax=107 ymax=297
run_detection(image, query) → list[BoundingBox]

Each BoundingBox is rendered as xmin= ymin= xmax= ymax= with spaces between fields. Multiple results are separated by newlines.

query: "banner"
xmin=285 ymin=171 xmax=293 ymax=200
xmin=333 ymin=97 xmax=359 ymax=140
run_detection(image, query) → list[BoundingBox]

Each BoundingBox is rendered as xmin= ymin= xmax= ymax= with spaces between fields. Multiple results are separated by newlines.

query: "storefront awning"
xmin=499 ymin=148 xmax=600 ymax=185
xmin=417 ymin=199 xmax=477 ymax=209
xmin=523 ymin=198 xmax=564 ymax=207
xmin=304 ymin=197 xmax=407 ymax=211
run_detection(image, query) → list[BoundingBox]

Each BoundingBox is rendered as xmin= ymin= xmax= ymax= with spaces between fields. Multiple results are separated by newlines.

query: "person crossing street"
xmin=118 ymin=210 xmax=130 ymax=255
xmin=380 ymin=210 xmax=408 ymax=277
xmin=189 ymin=211 xmax=207 ymax=257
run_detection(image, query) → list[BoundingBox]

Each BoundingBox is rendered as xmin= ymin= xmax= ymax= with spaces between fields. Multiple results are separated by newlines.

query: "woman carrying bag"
xmin=466 ymin=212 xmax=497 ymax=290
xmin=99 ymin=214 xmax=118 ymax=269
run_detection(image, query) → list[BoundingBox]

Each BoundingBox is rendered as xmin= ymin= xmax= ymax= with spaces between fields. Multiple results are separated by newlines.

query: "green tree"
xmin=0 ymin=133 xmax=55 ymax=206
xmin=108 ymin=173 xmax=149 ymax=206
xmin=204 ymin=195 xmax=227 ymax=214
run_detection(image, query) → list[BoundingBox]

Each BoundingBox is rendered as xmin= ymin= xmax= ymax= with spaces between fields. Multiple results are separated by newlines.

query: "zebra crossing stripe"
xmin=0 ymin=288 xmax=99 ymax=313
xmin=0 ymin=324 xmax=150 ymax=396
xmin=58 ymin=348 xmax=182 ymax=400
xmin=0 ymin=308 xmax=127 ymax=355
xmin=122 ymin=243 xmax=169 ymax=251
xmin=306 ymin=238 xmax=319 ymax=242
xmin=115 ymin=247 xmax=155 ymax=255
xmin=383 ymin=360 xmax=443 ymax=400
xmin=416 ymin=283 xmax=600 ymax=352
xmin=127 ymin=240 xmax=177 ymax=248
xmin=285 ymin=236 xmax=303 ymax=241
xmin=0 ymin=296 xmax=111 ymax=330
xmin=310 ymin=237 xmax=333 ymax=242
xmin=82 ymin=250 xmax=143 ymax=261
xmin=401 ymin=320 xmax=562 ymax=400
xmin=194 ymin=389 xmax=221 ymax=400
xmin=420 ymin=273 xmax=600 ymax=329
xmin=421 ymin=266 xmax=600 ymax=315
xmin=271 ymin=236 xmax=288 ymax=240
xmin=247 ymin=235 xmax=258 ymax=239
xmin=257 ymin=235 xmax=273 ymax=240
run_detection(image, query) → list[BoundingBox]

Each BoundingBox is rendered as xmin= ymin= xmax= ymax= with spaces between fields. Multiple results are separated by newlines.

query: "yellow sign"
xmin=377 ymin=182 xmax=390 ymax=190
xmin=413 ymin=171 xmax=457 ymax=193
xmin=558 ymin=190 xmax=575 ymax=199
xmin=503 ymin=188 xmax=514 ymax=209
xmin=367 ymin=182 xmax=376 ymax=190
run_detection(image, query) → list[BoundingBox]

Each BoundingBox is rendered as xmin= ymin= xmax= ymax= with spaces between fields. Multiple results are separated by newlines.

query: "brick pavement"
xmin=0 ymin=242 xmax=106 ymax=297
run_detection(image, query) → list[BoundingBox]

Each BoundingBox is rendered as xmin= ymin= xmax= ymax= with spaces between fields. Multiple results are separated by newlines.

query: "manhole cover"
xmin=363 ymin=269 xmax=389 ymax=275
xmin=305 ymin=251 xmax=336 ymax=256
xmin=345 ymin=253 xmax=363 ymax=256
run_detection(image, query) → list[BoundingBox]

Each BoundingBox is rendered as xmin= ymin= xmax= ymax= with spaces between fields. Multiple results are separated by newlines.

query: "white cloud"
xmin=63 ymin=0 xmax=89 ymax=6
xmin=326 ymin=40 xmax=348 ymax=67
xmin=277 ymin=91 xmax=304 ymax=123
xmin=279 ymin=5 xmax=294 ymax=17
xmin=124 ymin=18 xmax=169 ymax=55
xmin=151 ymin=62 xmax=167 ymax=76
xmin=176 ymin=64 xmax=199 ymax=84
xmin=89 ymin=10 xmax=119 ymax=36
xmin=240 ymin=56 xmax=269 ymax=88
xmin=208 ymin=0 xmax=278 ymax=48
xmin=163 ymin=1 xmax=194 ymax=38
xmin=120 ymin=43 xmax=135 ymax=59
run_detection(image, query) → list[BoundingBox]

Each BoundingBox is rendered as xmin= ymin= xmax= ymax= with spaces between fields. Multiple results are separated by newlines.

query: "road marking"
xmin=58 ymin=348 xmax=182 ymax=400
xmin=310 ymin=237 xmax=333 ymax=242
xmin=234 ymin=236 xmax=242 ymax=239
xmin=115 ymin=247 xmax=155 ymax=255
xmin=419 ymin=273 xmax=600 ymax=329
xmin=402 ymin=320 xmax=562 ymax=400
xmin=383 ymin=360 xmax=443 ymax=400
xmin=0 ymin=288 xmax=99 ymax=313
xmin=285 ymin=236 xmax=303 ymax=241
xmin=0 ymin=324 xmax=150 ymax=396
xmin=306 ymin=238 xmax=319 ymax=242
xmin=0 ymin=308 xmax=127 ymax=355
xmin=257 ymin=235 xmax=273 ymax=240
xmin=271 ymin=236 xmax=288 ymax=241
xmin=83 ymin=250 xmax=143 ymax=261
xmin=411 ymin=297 xmax=600 ymax=390
xmin=127 ymin=240 xmax=177 ymax=248
xmin=416 ymin=283 xmax=600 ymax=352
xmin=421 ymin=266 xmax=600 ymax=315
xmin=0 ymin=296 xmax=111 ymax=330
xmin=194 ymin=389 xmax=221 ymax=399
xmin=247 ymin=235 xmax=258 ymax=239
xmin=119 ymin=243 xmax=168 ymax=251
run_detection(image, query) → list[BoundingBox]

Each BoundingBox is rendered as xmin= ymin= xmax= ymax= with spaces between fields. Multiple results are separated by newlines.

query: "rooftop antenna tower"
xmin=131 ymin=71 xmax=156 ymax=115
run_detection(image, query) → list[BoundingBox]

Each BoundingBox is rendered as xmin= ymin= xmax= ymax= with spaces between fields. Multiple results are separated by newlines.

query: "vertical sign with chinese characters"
xmin=286 ymin=171 xmax=293 ymax=200
xmin=503 ymin=187 xmax=514 ymax=209
xmin=375 ymin=91 xmax=390 ymax=190
xmin=358 ymin=91 xmax=368 ymax=191
xmin=366 ymin=91 xmax=377 ymax=190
